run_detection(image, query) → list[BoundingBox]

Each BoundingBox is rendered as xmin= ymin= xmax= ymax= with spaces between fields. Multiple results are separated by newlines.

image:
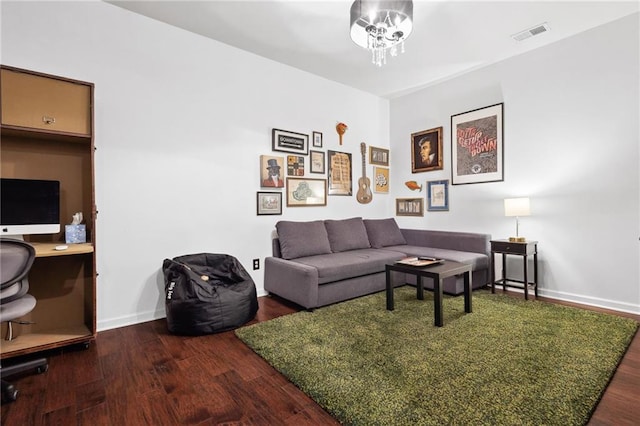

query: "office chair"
xmin=0 ymin=238 xmax=48 ymax=402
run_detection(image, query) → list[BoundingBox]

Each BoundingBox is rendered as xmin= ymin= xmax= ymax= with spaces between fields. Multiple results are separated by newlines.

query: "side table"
xmin=490 ymin=239 xmax=538 ymax=300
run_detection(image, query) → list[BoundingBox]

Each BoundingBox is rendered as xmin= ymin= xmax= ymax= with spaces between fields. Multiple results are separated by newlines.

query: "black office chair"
xmin=0 ymin=238 xmax=48 ymax=402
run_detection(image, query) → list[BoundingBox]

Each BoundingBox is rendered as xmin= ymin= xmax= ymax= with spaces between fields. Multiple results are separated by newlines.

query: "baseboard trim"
xmin=536 ymin=288 xmax=639 ymax=315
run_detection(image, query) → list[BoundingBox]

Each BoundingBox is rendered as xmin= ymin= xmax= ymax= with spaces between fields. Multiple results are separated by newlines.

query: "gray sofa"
xmin=264 ymin=217 xmax=491 ymax=310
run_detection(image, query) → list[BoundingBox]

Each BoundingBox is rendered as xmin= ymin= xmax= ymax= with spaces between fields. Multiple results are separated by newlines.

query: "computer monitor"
xmin=1 ymin=178 xmax=61 ymax=238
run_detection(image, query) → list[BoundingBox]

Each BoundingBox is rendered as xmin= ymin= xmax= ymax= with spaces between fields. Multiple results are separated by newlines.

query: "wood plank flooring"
xmin=1 ymin=291 xmax=638 ymax=425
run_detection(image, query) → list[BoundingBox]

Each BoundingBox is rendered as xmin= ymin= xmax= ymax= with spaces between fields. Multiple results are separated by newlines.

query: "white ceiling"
xmin=107 ymin=1 xmax=639 ymax=98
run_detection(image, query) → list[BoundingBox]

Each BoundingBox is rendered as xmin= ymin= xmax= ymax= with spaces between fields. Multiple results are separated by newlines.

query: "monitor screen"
xmin=1 ymin=178 xmax=61 ymax=237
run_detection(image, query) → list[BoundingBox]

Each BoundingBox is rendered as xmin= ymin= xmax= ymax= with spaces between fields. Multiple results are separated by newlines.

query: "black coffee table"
xmin=385 ymin=260 xmax=473 ymax=327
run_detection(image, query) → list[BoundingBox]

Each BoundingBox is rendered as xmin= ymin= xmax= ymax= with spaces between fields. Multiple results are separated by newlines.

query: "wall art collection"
xmin=397 ymin=102 xmax=504 ymax=216
xmin=257 ymin=127 xmax=390 ymax=215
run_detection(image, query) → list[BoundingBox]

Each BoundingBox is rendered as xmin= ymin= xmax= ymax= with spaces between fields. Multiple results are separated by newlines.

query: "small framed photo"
xmin=396 ymin=198 xmax=424 ymax=217
xmin=260 ymin=155 xmax=285 ymax=188
xmin=272 ymin=128 xmax=309 ymax=155
xmin=427 ymin=179 xmax=449 ymax=211
xmin=312 ymin=131 xmax=323 ymax=148
xmin=257 ymin=192 xmax=282 ymax=215
xmin=451 ymin=103 xmax=504 ymax=185
xmin=369 ymin=146 xmax=389 ymax=166
xmin=310 ymin=150 xmax=325 ymax=174
xmin=286 ymin=178 xmax=327 ymax=207
xmin=328 ymin=150 xmax=352 ymax=196
xmin=373 ymin=166 xmax=389 ymax=193
xmin=287 ymin=155 xmax=304 ymax=176
xmin=411 ymin=126 xmax=443 ymax=173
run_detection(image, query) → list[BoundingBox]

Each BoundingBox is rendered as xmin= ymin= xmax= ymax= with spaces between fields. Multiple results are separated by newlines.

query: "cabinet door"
xmin=1 ymin=68 xmax=91 ymax=135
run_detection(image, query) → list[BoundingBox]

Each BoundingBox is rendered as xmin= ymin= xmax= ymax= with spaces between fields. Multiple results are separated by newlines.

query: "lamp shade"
xmin=504 ymin=198 xmax=530 ymax=217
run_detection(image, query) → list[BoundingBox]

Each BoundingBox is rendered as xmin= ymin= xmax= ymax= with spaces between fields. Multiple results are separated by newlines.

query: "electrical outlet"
xmin=253 ymin=258 xmax=260 ymax=270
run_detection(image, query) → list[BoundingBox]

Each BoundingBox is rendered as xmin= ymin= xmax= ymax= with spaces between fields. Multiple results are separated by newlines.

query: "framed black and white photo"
xmin=312 ymin=131 xmax=323 ymax=148
xmin=427 ymin=179 xmax=449 ymax=211
xmin=369 ymin=146 xmax=389 ymax=166
xmin=396 ymin=198 xmax=424 ymax=217
xmin=257 ymin=192 xmax=282 ymax=215
xmin=451 ymin=103 xmax=504 ymax=185
xmin=272 ymin=128 xmax=309 ymax=155
xmin=310 ymin=150 xmax=325 ymax=174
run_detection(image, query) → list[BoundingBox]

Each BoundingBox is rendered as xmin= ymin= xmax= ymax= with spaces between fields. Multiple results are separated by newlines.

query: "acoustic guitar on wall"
xmin=357 ymin=142 xmax=372 ymax=204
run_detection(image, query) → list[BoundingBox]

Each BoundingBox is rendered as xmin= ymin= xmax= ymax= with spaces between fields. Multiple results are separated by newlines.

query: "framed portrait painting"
xmin=328 ymin=150 xmax=352 ymax=196
xmin=411 ymin=126 xmax=443 ymax=173
xmin=286 ymin=178 xmax=327 ymax=207
xmin=451 ymin=103 xmax=504 ymax=185
xmin=257 ymin=192 xmax=282 ymax=215
xmin=427 ymin=179 xmax=449 ymax=211
xmin=260 ymin=155 xmax=285 ymax=188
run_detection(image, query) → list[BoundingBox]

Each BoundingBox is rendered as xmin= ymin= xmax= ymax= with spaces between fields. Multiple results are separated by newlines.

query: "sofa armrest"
xmin=400 ymin=229 xmax=491 ymax=257
xmin=264 ymin=257 xmax=319 ymax=309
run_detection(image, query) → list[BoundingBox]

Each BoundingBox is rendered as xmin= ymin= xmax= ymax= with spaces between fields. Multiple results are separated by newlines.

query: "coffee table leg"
xmin=434 ymin=278 xmax=443 ymax=327
xmin=417 ymin=276 xmax=424 ymax=300
xmin=386 ymin=266 xmax=394 ymax=311
xmin=464 ymin=271 xmax=472 ymax=313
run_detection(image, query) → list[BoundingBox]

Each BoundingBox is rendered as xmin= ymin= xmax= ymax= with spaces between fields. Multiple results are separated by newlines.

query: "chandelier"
xmin=350 ymin=0 xmax=414 ymax=67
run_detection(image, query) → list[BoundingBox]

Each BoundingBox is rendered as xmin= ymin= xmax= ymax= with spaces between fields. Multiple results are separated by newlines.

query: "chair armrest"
xmin=400 ymin=229 xmax=491 ymax=257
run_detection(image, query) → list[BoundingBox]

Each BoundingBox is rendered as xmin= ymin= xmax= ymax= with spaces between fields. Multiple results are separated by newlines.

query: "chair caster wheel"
xmin=3 ymin=384 xmax=18 ymax=402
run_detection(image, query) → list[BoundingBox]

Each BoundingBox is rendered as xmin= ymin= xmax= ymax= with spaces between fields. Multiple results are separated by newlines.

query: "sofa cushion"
xmin=384 ymin=245 xmax=489 ymax=271
xmin=292 ymin=248 xmax=405 ymax=284
xmin=325 ymin=217 xmax=371 ymax=252
xmin=276 ymin=220 xmax=332 ymax=260
xmin=363 ymin=218 xmax=407 ymax=248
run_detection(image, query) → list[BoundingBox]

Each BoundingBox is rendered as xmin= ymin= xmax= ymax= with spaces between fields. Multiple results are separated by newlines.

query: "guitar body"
xmin=357 ymin=177 xmax=372 ymax=204
xmin=357 ymin=142 xmax=373 ymax=204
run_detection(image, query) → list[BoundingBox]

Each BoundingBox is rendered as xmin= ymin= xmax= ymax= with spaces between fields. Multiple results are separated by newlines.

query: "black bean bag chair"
xmin=162 ymin=253 xmax=258 ymax=335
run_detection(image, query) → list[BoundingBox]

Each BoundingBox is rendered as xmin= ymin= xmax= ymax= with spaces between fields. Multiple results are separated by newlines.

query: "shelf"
xmin=31 ymin=242 xmax=94 ymax=257
xmin=0 ymin=325 xmax=93 ymax=359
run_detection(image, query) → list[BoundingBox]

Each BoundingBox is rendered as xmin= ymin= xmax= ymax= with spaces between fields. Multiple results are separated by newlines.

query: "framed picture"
xmin=272 ymin=128 xmax=309 ymax=155
xmin=328 ymin=150 xmax=352 ymax=196
xmin=369 ymin=146 xmax=389 ymax=166
xmin=312 ymin=131 xmax=323 ymax=148
xmin=260 ymin=155 xmax=285 ymax=188
xmin=287 ymin=155 xmax=304 ymax=176
xmin=396 ymin=198 xmax=424 ymax=217
xmin=427 ymin=179 xmax=449 ymax=211
xmin=411 ymin=126 xmax=443 ymax=173
xmin=257 ymin=192 xmax=282 ymax=215
xmin=451 ymin=103 xmax=504 ymax=185
xmin=310 ymin=150 xmax=325 ymax=174
xmin=373 ymin=166 xmax=389 ymax=193
xmin=286 ymin=178 xmax=327 ymax=207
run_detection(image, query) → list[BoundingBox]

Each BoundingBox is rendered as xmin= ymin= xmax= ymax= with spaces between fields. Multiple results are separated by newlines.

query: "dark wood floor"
xmin=1 ymin=290 xmax=638 ymax=425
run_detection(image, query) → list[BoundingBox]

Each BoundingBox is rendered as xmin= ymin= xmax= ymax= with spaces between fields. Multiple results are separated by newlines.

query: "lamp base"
xmin=509 ymin=236 xmax=526 ymax=242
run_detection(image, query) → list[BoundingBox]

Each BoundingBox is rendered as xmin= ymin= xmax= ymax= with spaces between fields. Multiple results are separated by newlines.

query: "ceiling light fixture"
xmin=350 ymin=0 xmax=414 ymax=67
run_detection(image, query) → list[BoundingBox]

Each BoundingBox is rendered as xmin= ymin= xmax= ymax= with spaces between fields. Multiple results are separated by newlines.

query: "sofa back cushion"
xmin=275 ymin=220 xmax=332 ymax=260
xmin=363 ymin=218 xmax=407 ymax=248
xmin=324 ymin=217 xmax=371 ymax=252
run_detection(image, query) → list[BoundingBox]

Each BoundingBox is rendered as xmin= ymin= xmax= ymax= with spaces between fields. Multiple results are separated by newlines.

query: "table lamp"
xmin=504 ymin=197 xmax=530 ymax=242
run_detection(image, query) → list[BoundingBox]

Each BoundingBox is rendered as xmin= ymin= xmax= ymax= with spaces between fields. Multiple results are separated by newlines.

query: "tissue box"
xmin=65 ymin=224 xmax=86 ymax=244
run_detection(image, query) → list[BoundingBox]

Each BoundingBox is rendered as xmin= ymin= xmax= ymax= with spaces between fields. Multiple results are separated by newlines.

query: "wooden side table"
xmin=490 ymin=240 xmax=538 ymax=300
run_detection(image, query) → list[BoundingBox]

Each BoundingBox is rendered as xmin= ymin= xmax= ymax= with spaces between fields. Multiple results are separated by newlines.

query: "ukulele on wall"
xmin=357 ymin=142 xmax=373 ymax=204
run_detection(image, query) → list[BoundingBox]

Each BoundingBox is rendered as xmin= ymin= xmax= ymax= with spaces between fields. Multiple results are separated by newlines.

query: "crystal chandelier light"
xmin=350 ymin=0 xmax=414 ymax=67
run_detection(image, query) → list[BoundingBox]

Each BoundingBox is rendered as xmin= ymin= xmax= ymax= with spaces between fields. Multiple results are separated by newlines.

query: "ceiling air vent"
xmin=512 ymin=22 xmax=551 ymax=42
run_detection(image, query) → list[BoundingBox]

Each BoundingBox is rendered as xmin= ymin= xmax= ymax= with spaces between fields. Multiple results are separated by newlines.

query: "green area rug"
xmin=235 ymin=288 xmax=638 ymax=425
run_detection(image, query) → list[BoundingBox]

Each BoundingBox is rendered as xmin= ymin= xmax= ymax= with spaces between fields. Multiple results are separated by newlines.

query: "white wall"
xmin=1 ymin=1 xmax=391 ymax=330
xmin=390 ymin=13 xmax=640 ymax=314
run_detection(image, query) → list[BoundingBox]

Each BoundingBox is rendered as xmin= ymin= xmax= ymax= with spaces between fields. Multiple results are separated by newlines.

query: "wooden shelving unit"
xmin=0 ymin=65 xmax=96 ymax=359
